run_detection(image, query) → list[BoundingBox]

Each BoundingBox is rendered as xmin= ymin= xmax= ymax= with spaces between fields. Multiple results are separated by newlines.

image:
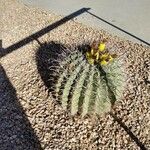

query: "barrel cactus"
xmin=48 ymin=41 xmax=125 ymax=117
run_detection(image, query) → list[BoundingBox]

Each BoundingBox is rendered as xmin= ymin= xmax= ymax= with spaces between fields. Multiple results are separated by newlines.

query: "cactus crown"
xmin=47 ymin=41 xmax=125 ymax=117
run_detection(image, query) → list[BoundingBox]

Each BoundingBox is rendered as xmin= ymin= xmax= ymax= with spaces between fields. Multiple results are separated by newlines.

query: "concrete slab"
xmin=21 ymin=0 xmax=150 ymax=45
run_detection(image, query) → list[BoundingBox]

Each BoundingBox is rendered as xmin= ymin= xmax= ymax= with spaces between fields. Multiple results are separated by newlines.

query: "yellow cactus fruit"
xmin=98 ymin=43 xmax=105 ymax=52
xmin=95 ymin=52 xmax=99 ymax=61
xmin=109 ymin=55 xmax=113 ymax=62
xmin=91 ymin=48 xmax=94 ymax=55
xmin=86 ymin=51 xmax=94 ymax=65
xmin=100 ymin=60 xmax=108 ymax=65
xmin=100 ymin=53 xmax=109 ymax=60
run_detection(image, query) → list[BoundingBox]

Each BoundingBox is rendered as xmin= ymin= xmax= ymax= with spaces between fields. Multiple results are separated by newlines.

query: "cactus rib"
xmin=55 ymin=54 xmax=84 ymax=98
xmin=82 ymin=67 xmax=95 ymax=116
xmin=71 ymin=63 xmax=90 ymax=115
xmin=61 ymin=59 xmax=86 ymax=110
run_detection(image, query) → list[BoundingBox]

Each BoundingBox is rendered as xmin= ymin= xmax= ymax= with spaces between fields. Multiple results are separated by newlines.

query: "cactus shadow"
xmin=35 ymin=41 xmax=68 ymax=100
xmin=35 ymin=41 xmax=89 ymax=102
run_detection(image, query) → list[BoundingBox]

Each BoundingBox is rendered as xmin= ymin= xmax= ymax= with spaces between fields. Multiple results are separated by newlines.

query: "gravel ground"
xmin=0 ymin=0 xmax=150 ymax=150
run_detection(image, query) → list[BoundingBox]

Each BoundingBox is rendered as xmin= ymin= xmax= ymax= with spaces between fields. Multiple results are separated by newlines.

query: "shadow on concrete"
xmin=0 ymin=7 xmax=90 ymax=58
xmin=109 ymin=112 xmax=147 ymax=150
xmin=0 ymin=65 xmax=42 ymax=150
xmin=86 ymin=11 xmax=150 ymax=46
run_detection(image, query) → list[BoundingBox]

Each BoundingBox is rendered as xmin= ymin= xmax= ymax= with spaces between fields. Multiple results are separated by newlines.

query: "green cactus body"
xmin=55 ymin=53 xmax=83 ymax=98
xmin=50 ymin=43 xmax=125 ymax=116
xmin=81 ymin=67 xmax=95 ymax=116
xmin=71 ymin=63 xmax=90 ymax=115
xmin=95 ymin=70 xmax=111 ymax=114
xmin=104 ymin=59 xmax=125 ymax=100
xmin=61 ymin=59 xmax=86 ymax=110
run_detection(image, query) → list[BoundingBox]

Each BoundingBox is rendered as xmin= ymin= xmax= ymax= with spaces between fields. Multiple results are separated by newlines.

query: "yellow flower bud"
xmin=98 ymin=43 xmax=105 ymax=52
xmin=109 ymin=55 xmax=113 ymax=61
xmin=95 ymin=52 xmax=99 ymax=61
xmin=91 ymin=48 xmax=94 ymax=55
xmin=100 ymin=53 xmax=109 ymax=60
xmin=100 ymin=60 xmax=108 ymax=65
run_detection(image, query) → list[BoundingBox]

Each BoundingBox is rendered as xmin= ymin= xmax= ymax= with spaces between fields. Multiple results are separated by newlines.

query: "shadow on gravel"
xmin=35 ymin=41 xmax=67 ymax=101
xmin=35 ymin=41 xmax=90 ymax=100
xmin=0 ymin=7 xmax=90 ymax=58
xmin=109 ymin=112 xmax=147 ymax=150
xmin=0 ymin=65 xmax=42 ymax=150
xmin=36 ymin=41 xmax=147 ymax=150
